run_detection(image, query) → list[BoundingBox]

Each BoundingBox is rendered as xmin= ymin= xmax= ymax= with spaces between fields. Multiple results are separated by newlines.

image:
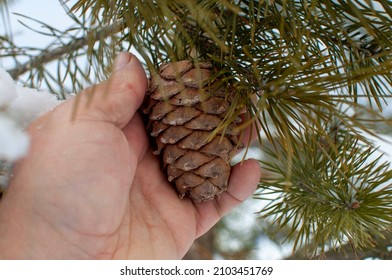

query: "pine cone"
xmin=143 ymin=60 xmax=241 ymax=203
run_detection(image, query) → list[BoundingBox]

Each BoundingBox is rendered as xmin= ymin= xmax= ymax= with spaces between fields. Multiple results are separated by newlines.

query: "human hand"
xmin=0 ymin=52 xmax=261 ymax=259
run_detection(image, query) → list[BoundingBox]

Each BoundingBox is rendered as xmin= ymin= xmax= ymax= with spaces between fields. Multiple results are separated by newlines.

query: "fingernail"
xmin=113 ymin=52 xmax=132 ymax=72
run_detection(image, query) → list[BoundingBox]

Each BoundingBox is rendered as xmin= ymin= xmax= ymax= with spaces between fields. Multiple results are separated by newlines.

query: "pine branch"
xmin=7 ymin=19 xmax=125 ymax=79
xmin=256 ymin=120 xmax=392 ymax=254
xmin=286 ymin=231 xmax=392 ymax=259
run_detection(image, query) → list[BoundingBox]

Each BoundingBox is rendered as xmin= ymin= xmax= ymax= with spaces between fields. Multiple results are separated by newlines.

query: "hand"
xmin=0 ymin=52 xmax=261 ymax=259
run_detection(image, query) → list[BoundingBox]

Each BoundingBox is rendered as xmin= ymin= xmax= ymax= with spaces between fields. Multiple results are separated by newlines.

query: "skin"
xmin=0 ymin=53 xmax=261 ymax=259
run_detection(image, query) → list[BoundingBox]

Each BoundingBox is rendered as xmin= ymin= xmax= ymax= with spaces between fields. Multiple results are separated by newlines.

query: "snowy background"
xmin=0 ymin=0 xmax=70 ymax=161
xmin=1 ymin=0 xmax=392 ymax=259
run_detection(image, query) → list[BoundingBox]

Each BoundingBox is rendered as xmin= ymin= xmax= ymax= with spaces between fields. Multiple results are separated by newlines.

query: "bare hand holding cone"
xmin=0 ymin=53 xmax=261 ymax=259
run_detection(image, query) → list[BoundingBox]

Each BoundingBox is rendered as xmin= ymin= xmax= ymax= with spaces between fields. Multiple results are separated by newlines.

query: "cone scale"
xmin=143 ymin=60 xmax=241 ymax=203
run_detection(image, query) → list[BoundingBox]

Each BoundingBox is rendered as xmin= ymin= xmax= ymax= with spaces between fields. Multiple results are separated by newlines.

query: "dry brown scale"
xmin=143 ymin=60 xmax=243 ymax=203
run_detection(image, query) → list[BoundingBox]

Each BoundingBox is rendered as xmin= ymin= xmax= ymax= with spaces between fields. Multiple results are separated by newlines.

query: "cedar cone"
xmin=143 ymin=60 xmax=241 ymax=203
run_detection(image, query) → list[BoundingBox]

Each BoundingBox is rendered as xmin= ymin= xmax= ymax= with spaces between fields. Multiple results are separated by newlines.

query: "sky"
xmin=1 ymin=0 xmax=76 ymax=74
xmin=1 ymin=0 xmax=74 ymax=48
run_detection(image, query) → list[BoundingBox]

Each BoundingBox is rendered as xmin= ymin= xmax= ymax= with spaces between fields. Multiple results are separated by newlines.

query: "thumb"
xmin=74 ymin=52 xmax=148 ymax=128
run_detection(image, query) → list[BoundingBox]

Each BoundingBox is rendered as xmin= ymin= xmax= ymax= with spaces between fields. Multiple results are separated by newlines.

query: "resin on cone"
xmin=143 ymin=60 xmax=241 ymax=203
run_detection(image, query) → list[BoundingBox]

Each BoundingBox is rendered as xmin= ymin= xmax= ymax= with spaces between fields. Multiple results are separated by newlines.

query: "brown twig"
xmin=8 ymin=20 xmax=125 ymax=79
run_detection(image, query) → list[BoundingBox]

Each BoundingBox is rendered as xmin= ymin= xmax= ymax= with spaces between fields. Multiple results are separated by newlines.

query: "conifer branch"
xmin=256 ymin=122 xmax=392 ymax=254
xmin=286 ymin=231 xmax=392 ymax=259
xmin=7 ymin=19 xmax=125 ymax=79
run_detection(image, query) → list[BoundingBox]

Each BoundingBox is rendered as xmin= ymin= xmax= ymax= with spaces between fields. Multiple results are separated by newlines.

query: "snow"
xmin=0 ymin=67 xmax=62 ymax=161
xmin=0 ymin=68 xmax=17 ymax=108
xmin=0 ymin=114 xmax=29 ymax=161
xmin=7 ymin=86 xmax=61 ymax=128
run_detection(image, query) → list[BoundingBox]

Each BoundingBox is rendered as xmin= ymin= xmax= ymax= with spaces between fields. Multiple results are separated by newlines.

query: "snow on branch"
xmin=0 ymin=67 xmax=61 ymax=162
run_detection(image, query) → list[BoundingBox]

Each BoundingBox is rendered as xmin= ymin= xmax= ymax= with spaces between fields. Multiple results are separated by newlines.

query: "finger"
xmin=122 ymin=112 xmax=150 ymax=163
xmin=194 ymin=159 xmax=261 ymax=237
xmin=71 ymin=52 xmax=148 ymax=128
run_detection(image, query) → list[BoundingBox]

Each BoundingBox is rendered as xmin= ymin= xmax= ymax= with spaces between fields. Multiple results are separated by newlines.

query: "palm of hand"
xmin=65 ymin=111 xmax=202 ymax=259
xmin=55 ymin=111 xmax=242 ymax=259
